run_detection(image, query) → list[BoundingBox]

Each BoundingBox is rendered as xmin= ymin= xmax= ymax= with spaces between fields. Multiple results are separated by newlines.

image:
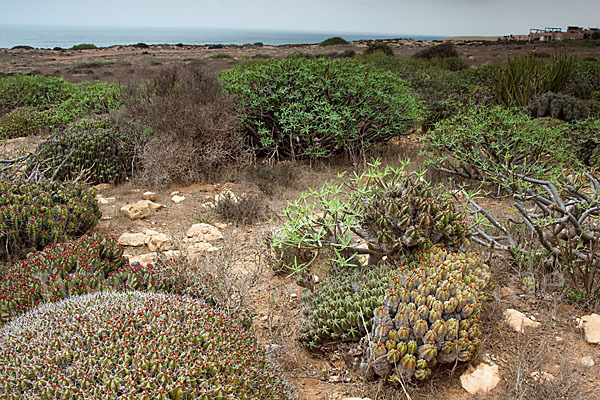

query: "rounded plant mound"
xmin=0 ymin=291 xmax=292 ymax=399
xmin=360 ymin=246 xmax=493 ymax=382
xmin=298 ymin=265 xmax=393 ymax=349
xmin=32 ymin=128 xmax=134 ymax=183
xmin=0 ymin=179 xmax=100 ymax=260
xmin=0 ymin=234 xmax=179 ymax=325
xmin=221 ymin=57 xmax=421 ymax=159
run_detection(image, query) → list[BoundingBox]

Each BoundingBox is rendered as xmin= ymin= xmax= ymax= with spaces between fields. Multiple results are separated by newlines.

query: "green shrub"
xmin=359 ymin=247 xmax=493 ymax=382
xmin=565 ymin=59 xmax=600 ymax=100
xmin=31 ymin=128 xmax=134 ymax=184
xmin=320 ymin=36 xmax=349 ymax=46
xmin=0 ymin=75 xmax=72 ymax=114
xmin=423 ymin=105 xmax=578 ymax=185
xmin=569 ymin=118 xmax=600 ymax=168
xmin=0 ymin=291 xmax=292 ymax=399
xmin=493 ymin=52 xmax=575 ymax=107
xmin=70 ymin=43 xmax=97 ymax=50
xmin=0 ymin=106 xmax=53 ymax=139
xmin=364 ymin=41 xmax=394 ymax=57
xmin=414 ymin=42 xmax=459 ymax=59
xmin=272 ymin=159 xmax=470 ymax=272
xmin=0 ymin=234 xmax=182 ymax=324
xmin=220 ymin=58 xmax=421 ymax=159
xmin=526 ymin=91 xmax=590 ymax=121
xmin=0 ymin=180 xmax=100 ymax=260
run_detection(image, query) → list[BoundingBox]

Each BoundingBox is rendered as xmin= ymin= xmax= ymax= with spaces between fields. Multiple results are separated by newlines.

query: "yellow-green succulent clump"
xmin=360 ymin=245 xmax=494 ymax=382
xmin=0 ymin=291 xmax=292 ymax=400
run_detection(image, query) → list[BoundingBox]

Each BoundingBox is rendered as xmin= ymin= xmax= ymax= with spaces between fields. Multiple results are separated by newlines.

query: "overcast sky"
xmin=1 ymin=0 xmax=598 ymax=37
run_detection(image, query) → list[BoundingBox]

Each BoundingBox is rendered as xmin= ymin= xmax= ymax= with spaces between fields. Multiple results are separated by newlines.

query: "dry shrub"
xmin=213 ymin=191 xmax=268 ymax=225
xmin=157 ymin=235 xmax=263 ymax=320
xmin=122 ymin=65 xmax=251 ymax=186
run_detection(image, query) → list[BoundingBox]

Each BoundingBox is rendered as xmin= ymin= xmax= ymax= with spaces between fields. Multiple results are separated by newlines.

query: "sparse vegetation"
xmin=319 ymin=36 xmax=349 ymax=46
xmin=414 ymin=41 xmax=459 ymax=59
xmin=70 ymin=43 xmax=97 ymax=50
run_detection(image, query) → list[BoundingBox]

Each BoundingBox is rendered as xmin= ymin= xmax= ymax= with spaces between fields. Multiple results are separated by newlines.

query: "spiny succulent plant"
xmin=0 ymin=234 xmax=183 ymax=325
xmin=526 ymin=91 xmax=589 ymax=122
xmin=0 ymin=291 xmax=292 ymax=399
xmin=298 ymin=264 xmax=395 ymax=349
xmin=31 ymin=128 xmax=134 ymax=184
xmin=0 ymin=106 xmax=54 ymax=139
xmin=0 ymin=179 xmax=100 ymax=260
xmin=360 ymin=245 xmax=494 ymax=382
xmin=360 ymin=168 xmax=470 ymax=264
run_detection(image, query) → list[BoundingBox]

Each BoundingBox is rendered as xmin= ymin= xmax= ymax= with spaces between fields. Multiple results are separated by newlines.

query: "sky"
xmin=1 ymin=0 xmax=598 ymax=37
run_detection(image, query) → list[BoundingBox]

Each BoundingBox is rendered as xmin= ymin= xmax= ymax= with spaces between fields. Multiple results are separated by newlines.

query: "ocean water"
xmin=0 ymin=25 xmax=441 ymax=49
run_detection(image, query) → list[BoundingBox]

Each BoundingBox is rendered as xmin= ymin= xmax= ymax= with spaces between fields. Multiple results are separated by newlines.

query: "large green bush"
xmin=31 ymin=128 xmax=134 ymax=184
xmin=0 ymin=179 xmax=100 ymax=260
xmin=0 ymin=291 xmax=292 ymax=399
xmin=220 ymin=58 xmax=422 ymax=159
xmin=0 ymin=75 xmax=120 ymax=139
xmin=0 ymin=234 xmax=182 ymax=324
xmin=422 ymin=105 xmax=577 ymax=185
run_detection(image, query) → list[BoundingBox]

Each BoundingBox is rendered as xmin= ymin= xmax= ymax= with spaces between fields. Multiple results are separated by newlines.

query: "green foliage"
xmin=31 ymin=128 xmax=134 ymax=184
xmin=0 ymin=291 xmax=292 ymax=399
xmin=0 ymin=74 xmax=121 ymax=138
xmin=272 ymin=160 xmax=470 ymax=272
xmin=526 ymin=91 xmax=590 ymax=121
xmin=320 ymin=36 xmax=349 ymax=46
xmin=0 ymin=234 xmax=182 ymax=325
xmin=220 ymin=58 xmax=421 ymax=159
xmin=565 ymin=59 xmax=600 ymax=100
xmin=0 ymin=180 xmax=100 ymax=260
xmin=298 ymin=263 xmax=393 ymax=348
xmin=360 ymin=247 xmax=493 ymax=382
xmin=493 ymin=52 xmax=575 ymax=107
xmin=364 ymin=41 xmax=394 ymax=57
xmin=569 ymin=118 xmax=600 ymax=168
xmin=208 ymin=53 xmax=234 ymax=59
xmin=70 ymin=43 xmax=97 ymax=50
xmin=414 ymin=42 xmax=459 ymax=60
xmin=0 ymin=106 xmax=53 ymax=139
xmin=422 ymin=105 xmax=577 ymax=184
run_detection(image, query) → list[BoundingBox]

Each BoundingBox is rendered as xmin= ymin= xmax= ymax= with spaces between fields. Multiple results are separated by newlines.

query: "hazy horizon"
xmin=1 ymin=0 xmax=599 ymax=38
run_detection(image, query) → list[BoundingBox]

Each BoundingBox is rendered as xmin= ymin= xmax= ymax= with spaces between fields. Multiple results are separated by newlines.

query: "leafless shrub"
xmin=213 ymin=191 xmax=268 ymax=226
xmin=120 ymin=65 xmax=251 ymax=186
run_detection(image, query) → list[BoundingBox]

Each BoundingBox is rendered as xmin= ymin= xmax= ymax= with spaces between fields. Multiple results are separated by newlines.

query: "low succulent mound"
xmin=0 ymin=179 xmax=100 ymax=260
xmin=360 ymin=246 xmax=493 ymax=382
xmin=0 ymin=291 xmax=292 ymax=399
xmin=0 ymin=235 xmax=179 ymax=325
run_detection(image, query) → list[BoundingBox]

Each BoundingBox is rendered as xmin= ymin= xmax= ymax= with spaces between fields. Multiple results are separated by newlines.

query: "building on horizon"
xmin=528 ymin=26 xmax=585 ymax=41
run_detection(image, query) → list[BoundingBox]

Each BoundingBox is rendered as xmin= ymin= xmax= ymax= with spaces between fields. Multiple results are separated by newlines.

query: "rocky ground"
xmin=2 ymin=40 xmax=600 ymax=399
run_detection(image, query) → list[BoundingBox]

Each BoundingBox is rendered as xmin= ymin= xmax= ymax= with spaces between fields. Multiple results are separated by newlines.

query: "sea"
xmin=0 ymin=25 xmax=442 ymax=49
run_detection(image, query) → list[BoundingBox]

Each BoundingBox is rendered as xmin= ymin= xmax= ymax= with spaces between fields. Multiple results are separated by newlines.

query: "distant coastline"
xmin=0 ymin=25 xmax=443 ymax=49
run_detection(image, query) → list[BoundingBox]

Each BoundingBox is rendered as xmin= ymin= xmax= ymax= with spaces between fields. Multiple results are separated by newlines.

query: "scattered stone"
xmin=460 ymin=362 xmax=501 ymax=395
xmin=530 ymin=371 xmax=555 ymax=382
xmin=555 ymin=336 xmax=564 ymax=343
xmin=143 ymin=191 xmax=157 ymax=201
xmin=580 ymin=356 xmax=595 ymax=367
xmin=170 ymin=191 xmax=181 ymax=196
xmin=172 ymin=195 xmax=185 ymax=204
xmin=503 ymin=309 xmax=541 ymax=332
xmin=580 ymin=313 xmax=600 ymax=344
xmin=188 ymin=242 xmax=220 ymax=257
xmin=118 ymin=232 xmax=146 ymax=247
xmin=128 ymin=253 xmax=156 ymax=266
xmin=145 ymin=233 xmax=170 ymax=252
xmin=144 ymin=229 xmax=159 ymax=236
xmin=93 ymin=183 xmax=112 ymax=191
xmin=120 ymin=200 xmax=165 ymax=220
xmin=96 ymin=195 xmax=115 ymax=204
xmin=214 ymin=222 xmax=228 ymax=230
xmin=186 ymin=223 xmax=224 ymax=242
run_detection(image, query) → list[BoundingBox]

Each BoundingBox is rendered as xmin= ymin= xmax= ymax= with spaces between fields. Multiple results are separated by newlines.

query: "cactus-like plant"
xmin=0 ymin=234 xmax=183 ymax=325
xmin=0 ymin=179 xmax=100 ymax=260
xmin=31 ymin=128 xmax=134 ymax=184
xmin=526 ymin=91 xmax=590 ymax=122
xmin=0 ymin=291 xmax=292 ymax=399
xmin=360 ymin=246 xmax=493 ymax=382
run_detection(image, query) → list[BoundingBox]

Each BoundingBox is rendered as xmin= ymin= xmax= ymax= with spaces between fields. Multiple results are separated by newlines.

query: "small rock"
xmin=530 ymin=371 xmax=555 ymax=382
xmin=172 ymin=195 xmax=185 ymax=204
xmin=342 ymin=398 xmax=371 ymax=400
xmin=93 ymin=183 xmax=112 ymax=191
xmin=290 ymin=293 xmax=297 ymax=299
xmin=460 ymin=362 xmax=501 ymax=395
xmin=328 ymin=375 xmax=342 ymax=383
xmin=188 ymin=242 xmax=220 ymax=257
xmin=555 ymin=336 xmax=564 ymax=343
xmin=580 ymin=356 xmax=595 ymax=367
xmin=143 ymin=191 xmax=157 ymax=201
xmin=145 ymin=233 xmax=170 ymax=252
xmin=214 ymin=222 xmax=228 ymax=230
xmin=503 ymin=309 xmax=541 ymax=332
xmin=186 ymin=223 xmax=224 ymax=242
xmin=120 ymin=200 xmax=164 ymax=220
xmin=580 ymin=313 xmax=600 ymax=344
xmin=170 ymin=191 xmax=181 ymax=196
xmin=144 ymin=229 xmax=159 ymax=236
xmin=118 ymin=232 xmax=147 ymax=247
xmin=128 ymin=253 xmax=156 ymax=267
xmin=96 ymin=195 xmax=115 ymax=204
